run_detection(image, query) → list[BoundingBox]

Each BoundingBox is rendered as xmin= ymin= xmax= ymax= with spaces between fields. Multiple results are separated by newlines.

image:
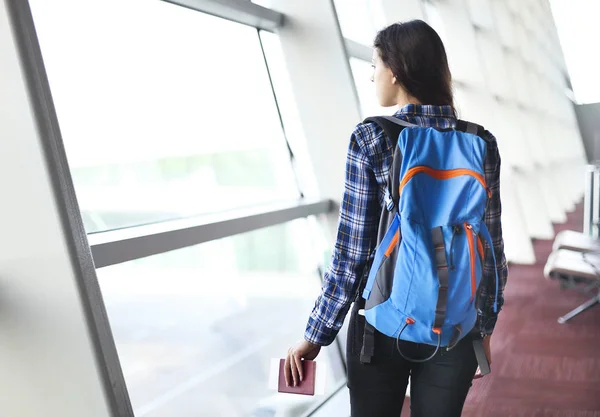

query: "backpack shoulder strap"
xmin=363 ymin=116 xmax=416 ymax=212
xmin=455 ymin=119 xmax=486 ymax=139
xmin=364 ymin=116 xmax=416 ymax=147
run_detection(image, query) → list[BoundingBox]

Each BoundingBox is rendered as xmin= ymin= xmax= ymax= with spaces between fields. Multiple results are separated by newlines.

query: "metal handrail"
xmin=89 ymin=199 xmax=335 ymax=268
xmin=583 ymin=164 xmax=600 ymax=238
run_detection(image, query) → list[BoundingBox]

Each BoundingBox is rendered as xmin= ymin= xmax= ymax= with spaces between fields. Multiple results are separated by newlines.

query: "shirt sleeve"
xmin=479 ymin=132 xmax=509 ymax=336
xmin=304 ymin=124 xmax=382 ymax=346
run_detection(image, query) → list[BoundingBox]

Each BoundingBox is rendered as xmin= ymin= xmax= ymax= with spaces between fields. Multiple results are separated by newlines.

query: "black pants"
xmin=347 ymin=303 xmax=479 ymax=417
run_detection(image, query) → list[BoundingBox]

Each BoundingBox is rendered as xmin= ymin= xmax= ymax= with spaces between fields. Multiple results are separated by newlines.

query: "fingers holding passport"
xmin=285 ymin=340 xmax=322 ymax=387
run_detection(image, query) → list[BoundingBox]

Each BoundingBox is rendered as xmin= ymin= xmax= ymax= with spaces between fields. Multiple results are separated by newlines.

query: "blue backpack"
xmin=358 ymin=116 xmax=499 ymax=363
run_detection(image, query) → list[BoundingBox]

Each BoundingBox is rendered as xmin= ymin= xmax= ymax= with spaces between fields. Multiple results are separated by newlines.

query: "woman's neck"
xmin=396 ymin=90 xmax=421 ymax=109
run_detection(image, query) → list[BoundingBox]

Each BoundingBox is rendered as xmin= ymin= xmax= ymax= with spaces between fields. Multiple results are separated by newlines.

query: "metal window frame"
xmin=90 ymin=199 xmax=334 ymax=268
xmin=10 ymin=1 xmax=134 ymax=416
xmin=345 ymin=38 xmax=372 ymax=62
xmin=162 ymin=0 xmax=284 ymax=32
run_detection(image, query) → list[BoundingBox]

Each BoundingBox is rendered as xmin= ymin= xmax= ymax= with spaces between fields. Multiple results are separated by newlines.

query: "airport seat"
xmin=552 ymin=230 xmax=600 ymax=253
xmin=544 ymin=248 xmax=600 ymax=323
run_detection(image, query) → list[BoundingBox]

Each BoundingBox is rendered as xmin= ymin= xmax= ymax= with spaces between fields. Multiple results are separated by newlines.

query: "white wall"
xmin=0 ymin=2 xmax=121 ymax=416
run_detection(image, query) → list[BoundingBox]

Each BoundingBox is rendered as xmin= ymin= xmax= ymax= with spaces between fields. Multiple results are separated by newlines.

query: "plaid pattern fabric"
xmin=305 ymin=104 xmax=508 ymax=346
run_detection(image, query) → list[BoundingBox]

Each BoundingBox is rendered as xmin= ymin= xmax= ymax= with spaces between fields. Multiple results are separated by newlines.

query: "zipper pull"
xmin=449 ymin=225 xmax=461 ymax=271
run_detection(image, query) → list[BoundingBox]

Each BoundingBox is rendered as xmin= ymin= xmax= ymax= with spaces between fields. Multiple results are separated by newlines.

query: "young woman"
xmin=284 ymin=20 xmax=508 ymax=417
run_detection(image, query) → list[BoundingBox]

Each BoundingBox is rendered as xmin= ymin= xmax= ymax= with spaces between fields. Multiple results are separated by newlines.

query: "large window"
xmin=333 ymin=0 xmax=386 ymax=45
xmin=97 ymin=219 xmax=344 ymax=416
xmin=30 ymin=3 xmax=344 ymax=416
xmin=550 ymin=0 xmax=600 ymax=103
xmin=30 ymin=0 xmax=299 ymax=233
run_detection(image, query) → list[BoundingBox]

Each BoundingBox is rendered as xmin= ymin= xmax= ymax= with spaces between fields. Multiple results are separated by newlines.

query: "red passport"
xmin=277 ymin=359 xmax=316 ymax=396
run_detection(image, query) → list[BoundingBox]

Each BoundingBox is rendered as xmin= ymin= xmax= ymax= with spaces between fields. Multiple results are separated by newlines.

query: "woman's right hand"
xmin=284 ymin=339 xmax=322 ymax=387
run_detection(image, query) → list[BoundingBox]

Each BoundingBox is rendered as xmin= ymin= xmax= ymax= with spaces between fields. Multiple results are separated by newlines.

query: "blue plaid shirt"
xmin=305 ymin=104 xmax=508 ymax=346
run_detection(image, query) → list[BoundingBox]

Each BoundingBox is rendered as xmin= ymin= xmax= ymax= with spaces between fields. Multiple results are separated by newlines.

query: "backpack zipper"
xmin=464 ymin=223 xmax=476 ymax=302
xmin=399 ymin=167 xmax=487 ymax=196
xmin=449 ymin=225 xmax=461 ymax=271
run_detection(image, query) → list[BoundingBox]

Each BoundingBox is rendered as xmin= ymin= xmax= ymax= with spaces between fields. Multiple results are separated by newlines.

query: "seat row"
xmin=543 ymin=230 xmax=600 ymax=323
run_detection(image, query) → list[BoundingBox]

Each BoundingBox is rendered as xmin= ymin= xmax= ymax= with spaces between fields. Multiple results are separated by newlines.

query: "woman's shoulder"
xmin=350 ymin=120 xmax=388 ymax=151
xmin=460 ymin=119 xmax=498 ymax=149
xmin=352 ymin=120 xmax=385 ymax=141
xmin=458 ymin=119 xmax=497 ymax=143
xmin=481 ymin=128 xmax=499 ymax=149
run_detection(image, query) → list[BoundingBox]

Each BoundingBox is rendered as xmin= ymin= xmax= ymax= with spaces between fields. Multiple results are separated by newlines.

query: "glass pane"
xmin=97 ymin=219 xmax=345 ymax=417
xmin=30 ymin=0 xmax=299 ymax=233
xmin=334 ymin=0 xmax=386 ymax=45
xmin=258 ymin=31 xmax=320 ymax=199
xmin=350 ymin=58 xmax=395 ymax=118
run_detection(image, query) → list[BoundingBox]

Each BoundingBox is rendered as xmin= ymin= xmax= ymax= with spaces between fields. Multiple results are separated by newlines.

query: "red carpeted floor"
xmin=402 ymin=203 xmax=600 ymax=416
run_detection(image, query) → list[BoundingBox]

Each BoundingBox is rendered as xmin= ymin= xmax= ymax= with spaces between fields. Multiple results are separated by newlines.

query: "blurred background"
xmin=2 ymin=0 xmax=599 ymax=416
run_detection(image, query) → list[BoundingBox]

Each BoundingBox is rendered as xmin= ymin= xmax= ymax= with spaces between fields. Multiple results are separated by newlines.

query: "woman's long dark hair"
xmin=374 ymin=20 xmax=455 ymax=114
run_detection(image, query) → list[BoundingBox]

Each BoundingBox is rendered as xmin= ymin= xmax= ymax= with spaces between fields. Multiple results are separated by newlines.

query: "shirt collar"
xmin=395 ymin=104 xmax=455 ymax=119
